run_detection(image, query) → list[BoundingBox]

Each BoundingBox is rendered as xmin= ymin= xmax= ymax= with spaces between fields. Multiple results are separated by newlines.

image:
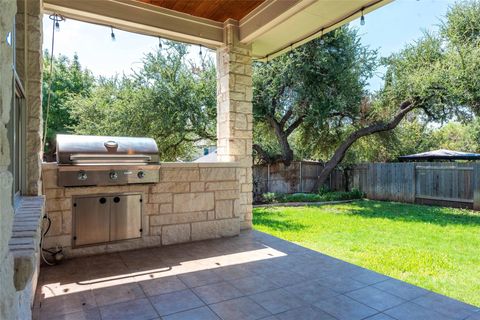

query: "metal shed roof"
xmin=398 ymin=149 xmax=480 ymax=161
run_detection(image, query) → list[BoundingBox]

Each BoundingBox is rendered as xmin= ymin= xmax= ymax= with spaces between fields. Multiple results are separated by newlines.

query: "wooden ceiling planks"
xmin=137 ymin=0 xmax=265 ymax=22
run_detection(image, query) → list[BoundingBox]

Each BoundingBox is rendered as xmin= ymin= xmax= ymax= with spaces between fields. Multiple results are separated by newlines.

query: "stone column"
xmin=16 ymin=0 xmax=43 ymax=196
xmin=216 ymin=20 xmax=253 ymax=229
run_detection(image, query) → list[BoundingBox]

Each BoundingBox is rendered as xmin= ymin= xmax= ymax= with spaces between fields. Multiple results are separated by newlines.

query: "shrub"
xmin=263 ymin=189 xmax=364 ymax=203
xmin=280 ymin=193 xmax=323 ymax=203
xmin=259 ymin=190 xmax=364 ymax=204
xmin=318 ymin=186 xmax=331 ymax=195
xmin=262 ymin=192 xmax=278 ymax=203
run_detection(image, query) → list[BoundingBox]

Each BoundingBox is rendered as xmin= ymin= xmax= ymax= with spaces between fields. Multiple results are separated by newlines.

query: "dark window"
xmin=8 ymin=72 xmax=25 ymax=207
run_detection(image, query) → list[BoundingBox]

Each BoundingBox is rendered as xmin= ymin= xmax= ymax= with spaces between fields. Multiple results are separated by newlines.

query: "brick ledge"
xmin=8 ymin=196 xmax=44 ymax=291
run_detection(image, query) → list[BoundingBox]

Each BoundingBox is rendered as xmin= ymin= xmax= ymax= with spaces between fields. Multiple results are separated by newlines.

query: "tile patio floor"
xmin=33 ymin=230 xmax=479 ymax=320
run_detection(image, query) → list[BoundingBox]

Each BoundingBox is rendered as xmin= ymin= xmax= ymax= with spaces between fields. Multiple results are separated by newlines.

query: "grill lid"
xmin=56 ymin=134 xmax=159 ymax=165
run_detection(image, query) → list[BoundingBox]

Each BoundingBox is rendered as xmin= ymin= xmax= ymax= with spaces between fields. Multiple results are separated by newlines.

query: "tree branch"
xmin=279 ymin=108 xmax=293 ymax=128
xmin=314 ymin=99 xmax=418 ymax=189
xmin=285 ymin=115 xmax=305 ymax=136
xmin=252 ymin=144 xmax=271 ymax=163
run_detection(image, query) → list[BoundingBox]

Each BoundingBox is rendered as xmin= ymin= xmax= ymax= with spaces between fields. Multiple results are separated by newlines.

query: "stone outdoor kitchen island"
xmin=42 ymin=162 xmax=246 ymax=256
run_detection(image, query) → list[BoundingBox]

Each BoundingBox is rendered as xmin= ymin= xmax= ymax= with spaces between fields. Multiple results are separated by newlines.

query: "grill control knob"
xmin=77 ymin=171 xmax=88 ymax=181
xmin=137 ymin=171 xmax=145 ymax=179
xmin=109 ymin=171 xmax=118 ymax=180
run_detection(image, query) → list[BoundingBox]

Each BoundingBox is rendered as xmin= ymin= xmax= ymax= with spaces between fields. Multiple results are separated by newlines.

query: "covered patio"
xmin=34 ymin=230 xmax=479 ymax=320
xmin=3 ymin=0 xmax=479 ymax=319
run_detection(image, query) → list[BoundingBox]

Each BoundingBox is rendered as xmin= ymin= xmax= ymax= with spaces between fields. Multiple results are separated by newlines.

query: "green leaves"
xmin=64 ymin=41 xmax=216 ymax=161
xmin=42 ymin=52 xmax=95 ymax=155
xmin=252 ymin=26 xmax=377 ymax=162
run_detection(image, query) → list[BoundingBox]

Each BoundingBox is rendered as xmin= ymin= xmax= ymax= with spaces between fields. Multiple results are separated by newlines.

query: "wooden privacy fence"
xmin=349 ymin=162 xmax=480 ymax=209
xmin=253 ymin=161 xmax=346 ymax=200
xmin=254 ymin=161 xmax=480 ymax=209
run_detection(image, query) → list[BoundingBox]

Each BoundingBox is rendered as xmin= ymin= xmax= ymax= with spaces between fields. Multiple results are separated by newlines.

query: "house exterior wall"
xmin=216 ymin=20 xmax=253 ymax=229
xmin=42 ymin=162 xmax=242 ymax=257
xmin=0 ymin=0 xmax=19 ymax=318
xmin=1 ymin=1 xmax=43 ymax=319
xmin=16 ymin=0 xmax=43 ymax=196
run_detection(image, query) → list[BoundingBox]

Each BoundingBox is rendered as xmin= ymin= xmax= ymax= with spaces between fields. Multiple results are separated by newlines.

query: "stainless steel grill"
xmin=56 ymin=134 xmax=160 ymax=187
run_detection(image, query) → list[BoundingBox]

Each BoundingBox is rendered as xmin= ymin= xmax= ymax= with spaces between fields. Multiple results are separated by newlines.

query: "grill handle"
xmin=70 ymin=154 xmax=152 ymax=164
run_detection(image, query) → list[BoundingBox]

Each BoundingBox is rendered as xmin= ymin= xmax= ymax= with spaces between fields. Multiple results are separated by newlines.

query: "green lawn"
xmin=253 ymin=200 xmax=480 ymax=306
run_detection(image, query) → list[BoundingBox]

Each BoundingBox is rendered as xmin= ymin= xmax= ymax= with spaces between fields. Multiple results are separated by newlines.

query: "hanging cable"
xmin=41 ymin=13 xmax=65 ymax=266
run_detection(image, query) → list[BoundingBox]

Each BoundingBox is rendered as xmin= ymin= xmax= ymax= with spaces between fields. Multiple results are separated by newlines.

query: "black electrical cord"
xmin=42 ymin=215 xmax=51 ymax=237
xmin=41 ymin=216 xmax=63 ymax=258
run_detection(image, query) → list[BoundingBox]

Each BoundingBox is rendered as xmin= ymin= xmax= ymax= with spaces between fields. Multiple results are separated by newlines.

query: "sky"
xmin=42 ymin=0 xmax=457 ymax=91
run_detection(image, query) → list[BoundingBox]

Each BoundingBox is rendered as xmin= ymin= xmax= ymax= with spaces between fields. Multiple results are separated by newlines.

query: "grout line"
xmin=137 ymin=283 xmax=162 ymax=319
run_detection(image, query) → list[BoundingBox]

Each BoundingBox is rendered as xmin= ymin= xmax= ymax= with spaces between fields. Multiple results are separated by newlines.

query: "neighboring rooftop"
xmin=194 ymin=150 xmax=218 ymax=163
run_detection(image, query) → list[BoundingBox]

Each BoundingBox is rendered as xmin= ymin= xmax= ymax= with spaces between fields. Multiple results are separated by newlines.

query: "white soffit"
xmin=246 ymin=0 xmax=392 ymax=60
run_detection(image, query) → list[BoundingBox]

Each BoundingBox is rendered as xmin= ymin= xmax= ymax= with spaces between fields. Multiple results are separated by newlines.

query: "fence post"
xmin=474 ymin=163 xmax=480 ymax=210
xmin=299 ymin=161 xmax=303 ymax=193
xmin=411 ymin=163 xmax=416 ymax=203
xmin=267 ymin=164 xmax=270 ymax=193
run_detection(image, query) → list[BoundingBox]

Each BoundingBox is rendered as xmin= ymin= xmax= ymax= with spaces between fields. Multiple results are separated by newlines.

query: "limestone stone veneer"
xmin=42 ymin=162 xmax=244 ymax=258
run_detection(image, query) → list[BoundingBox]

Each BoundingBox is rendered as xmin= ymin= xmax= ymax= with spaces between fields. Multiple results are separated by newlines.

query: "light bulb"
xmin=360 ymin=10 xmax=365 ymax=26
xmin=110 ymin=27 xmax=116 ymax=41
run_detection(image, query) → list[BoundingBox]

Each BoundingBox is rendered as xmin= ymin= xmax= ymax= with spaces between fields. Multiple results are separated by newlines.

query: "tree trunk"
xmin=265 ymin=115 xmax=298 ymax=166
xmin=278 ymin=131 xmax=294 ymax=166
xmin=314 ymin=100 xmax=416 ymax=190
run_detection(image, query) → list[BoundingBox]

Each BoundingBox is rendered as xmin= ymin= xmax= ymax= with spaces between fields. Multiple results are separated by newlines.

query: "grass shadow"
xmin=253 ymin=208 xmax=308 ymax=231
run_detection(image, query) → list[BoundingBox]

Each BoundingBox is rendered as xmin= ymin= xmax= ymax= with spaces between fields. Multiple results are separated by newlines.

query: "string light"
xmin=48 ymin=14 xmax=65 ymax=32
xmin=258 ymin=0 xmax=381 ymax=61
xmin=319 ymin=29 xmax=325 ymax=45
xmin=158 ymin=37 xmax=162 ymax=49
xmin=199 ymin=44 xmax=203 ymax=57
xmin=110 ymin=26 xmax=116 ymax=41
